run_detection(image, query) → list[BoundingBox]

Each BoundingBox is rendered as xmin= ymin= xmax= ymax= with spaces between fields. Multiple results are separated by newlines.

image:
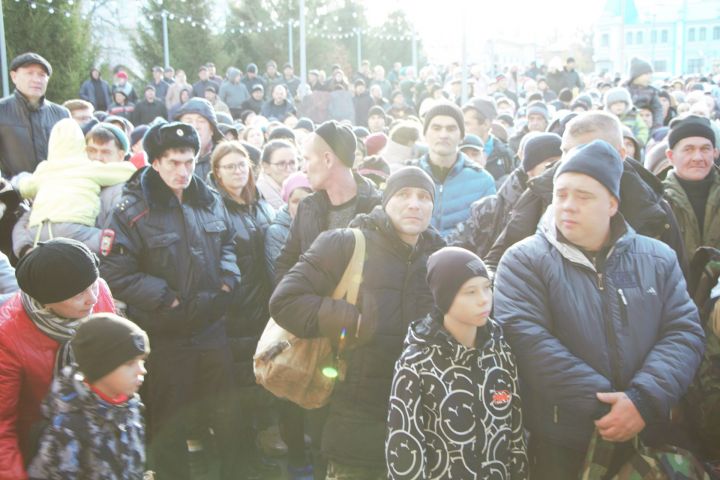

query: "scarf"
xmin=21 ymin=292 xmax=87 ymax=377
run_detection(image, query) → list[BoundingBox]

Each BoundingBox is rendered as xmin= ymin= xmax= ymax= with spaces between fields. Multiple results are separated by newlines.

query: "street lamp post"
xmin=0 ymin=0 xmax=9 ymax=97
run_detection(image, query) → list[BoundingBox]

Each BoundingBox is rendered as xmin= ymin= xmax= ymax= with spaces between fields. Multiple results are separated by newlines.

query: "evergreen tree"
xmin=132 ymin=0 xmax=217 ymax=81
xmin=3 ymin=0 xmax=95 ymax=103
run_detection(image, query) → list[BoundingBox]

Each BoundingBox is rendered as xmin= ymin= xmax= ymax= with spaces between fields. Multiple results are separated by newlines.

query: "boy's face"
xmin=446 ymin=276 xmax=493 ymax=327
xmin=608 ymin=102 xmax=626 ymax=116
xmin=639 ymin=108 xmax=653 ymax=128
xmin=93 ymin=356 xmax=147 ymax=397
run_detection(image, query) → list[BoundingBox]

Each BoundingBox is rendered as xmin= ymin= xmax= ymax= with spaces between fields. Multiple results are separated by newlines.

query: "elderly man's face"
xmin=667 ymin=137 xmax=717 ymax=181
xmin=11 ymin=64 xmax=49 ymax=100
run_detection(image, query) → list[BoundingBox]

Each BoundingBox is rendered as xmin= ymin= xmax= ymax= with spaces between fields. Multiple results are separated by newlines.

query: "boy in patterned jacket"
xmin=386 ymin=247 xmax=528 ymax=480
xmin=28 ymin=313 xmax=150 ymax=480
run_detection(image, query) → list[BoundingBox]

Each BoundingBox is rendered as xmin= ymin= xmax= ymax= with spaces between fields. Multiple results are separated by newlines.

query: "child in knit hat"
xmin=386 ymin=247 xmax=528 ymax=480
xmin=28 ymin=313 xmax=150 ymax=480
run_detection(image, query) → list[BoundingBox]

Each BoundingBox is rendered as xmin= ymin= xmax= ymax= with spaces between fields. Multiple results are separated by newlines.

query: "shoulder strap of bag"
xmin=331 ymin=228 xmax=365 ymax=305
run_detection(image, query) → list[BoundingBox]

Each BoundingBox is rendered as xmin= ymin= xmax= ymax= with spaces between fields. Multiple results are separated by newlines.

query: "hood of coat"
xmin=47 ymin=118 xmax=91 ymax=164
xmin=537 ymin=204 xmax=635 ymax=272
xmin=42 ymin=365 xmax=141 ymax=422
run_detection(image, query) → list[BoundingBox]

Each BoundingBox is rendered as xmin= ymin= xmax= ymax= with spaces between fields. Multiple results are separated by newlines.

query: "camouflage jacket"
xmin=27 ymin=366 xmax=145 ymax=480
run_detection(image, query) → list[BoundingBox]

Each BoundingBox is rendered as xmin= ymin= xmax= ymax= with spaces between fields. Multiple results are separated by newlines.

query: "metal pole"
xmin=0 ymin=0 xmax=9 ymax=97
xmin=356 ymin=29 xmax=361 ymax=72
xmin=411 ymin=28 xmax=418 ymax=73
xmin=288 ymin=19 xmax=294 ymax=68
xmin=461 ymin=14 xmax=468 ymax=105
xmin=299 ymin=0 xmax=306 ymax=89
xmin=161 ymin=10 xmax=170 ymax=69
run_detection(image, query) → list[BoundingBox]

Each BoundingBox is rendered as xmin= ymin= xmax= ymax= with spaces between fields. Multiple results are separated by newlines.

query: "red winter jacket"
xmin=0 ymin=280 xmax=115 ymax=480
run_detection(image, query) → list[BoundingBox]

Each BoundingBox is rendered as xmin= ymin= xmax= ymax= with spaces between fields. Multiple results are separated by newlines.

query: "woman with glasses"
xmin=256 ymin=140 xmax=299 ymax=209
xmin=208 ymin=141 xmax=277 ymax=479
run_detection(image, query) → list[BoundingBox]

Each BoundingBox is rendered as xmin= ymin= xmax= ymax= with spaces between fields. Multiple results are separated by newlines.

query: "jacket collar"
xmin=349 ymin=205 xmax=445 ymax=260
xmin=539 ymin=204 xmax=633 ymax=272
xmin=139 ymin=166 xmax=215 ymax=208
xmin=419 ymin=151 xmax=472 ymax=181
xmin=14 ymin=89 xmax=45 ymax=112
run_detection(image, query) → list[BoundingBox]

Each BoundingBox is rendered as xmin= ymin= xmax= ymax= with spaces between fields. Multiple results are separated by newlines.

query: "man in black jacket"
xmin=274 ymin=120 xmax=382 ymax=281
xmin=100 ymin=122 xmax=240 ymax=480
xmin=132 ymin=85 xmax=168 ymax=126
xmin=0 ymin=53 xmax=69 ymax=179
xmin=270 ymin=167 xmax=444 ymax=480
xmin=485 ymin=111 xmax=687 ymax=275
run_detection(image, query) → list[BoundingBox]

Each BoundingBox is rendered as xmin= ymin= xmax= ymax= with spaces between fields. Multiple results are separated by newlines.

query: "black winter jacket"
xmin=218 ymin=184 xmax=275 ymax=386
xmin=274 ymin=172 xmax=382 ymax=282
xmin=0 ymin=90 xmax=69 ymax=178
xmin=494 ymin=213 xmax=704 ymax=451
xmin=269 ymin=207 xmax=445 ymax=467
xmin=626 ymin=82 xmax=664 ymax=129
xmin=484 ymin=135 xmax=516 ymax=188
xmin=99 ymin=167 xmax=241 ymax=346
xmin=485 ymin=158 xmax=688 ymax=274
xmin=264 ymin=205 xmax=292 ymax=280
xmin=449 ymin=167 xmax=528 ymax=258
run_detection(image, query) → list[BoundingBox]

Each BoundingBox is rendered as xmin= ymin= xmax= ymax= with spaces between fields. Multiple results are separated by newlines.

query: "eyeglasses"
xmin=219 ymin=162 xmax=247 ymax=172
xmin=271 ymin=160 xmax=297 ymax=169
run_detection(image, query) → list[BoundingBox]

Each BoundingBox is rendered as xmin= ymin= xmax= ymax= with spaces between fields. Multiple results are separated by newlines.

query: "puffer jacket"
xmin=493 ymin=211 xmax=705 ymax=451
xmin=0 ymin=90 xmax=69 ymax=178
xmin=409 ymin=152 xmax=496 ymax=238
xmin=18 ymin=118 xmax=135 ymax=227
xmin=269 ymin=206 xmax=445 ymax=468
xmin=264 ymin=205 xmax=292 ymax=280
xmin=274 ymin=172 xmax=381 ymax=282
xmin=485 ymin=158 xmax=688 ymax=274
xmin=448 ymin=167 xmax=528 ymax=258
xmin=27 ymin=366 xmax=145 ymax=480
xmin=214 ymin=180 xmax=275 ymax=386
xmin=387 ymin=314 xmax=528 ymax=480
xmin=663 ymin=167 xmax=720 ymax=264
xmin=0 ymin=283 xmax=115 ymax=480
xmin=99 ymin=167 xmax=240 ymax=346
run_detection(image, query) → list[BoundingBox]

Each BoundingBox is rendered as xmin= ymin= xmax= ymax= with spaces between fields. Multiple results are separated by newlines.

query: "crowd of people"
xmin=0 ymin=48 xmax=718 ymax=480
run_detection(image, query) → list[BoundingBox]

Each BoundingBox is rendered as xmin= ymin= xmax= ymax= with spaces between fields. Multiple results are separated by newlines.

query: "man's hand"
xmin=221 ymin=284 xmax=231 ymax=293
xmin=595 ymin=392 xmax=646 ymax=442
xmin=170 ymin=298 xmax=180 ymax=308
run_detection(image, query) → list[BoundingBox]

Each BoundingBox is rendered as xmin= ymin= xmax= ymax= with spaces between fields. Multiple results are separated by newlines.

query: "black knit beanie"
xmin=382 ymin=166 xmax=435 ymax=208
xmin=423 ymin=102 xmax=465 ymax=139
xmin=426 ymin=247 xmax=490 ymax=314
xmin=668 ymin=115 xmax=716 ymax=149
xmin=629 ymin=57 xmax=653 ymax=82
xmin=16 ymin=238 xmax=99 ymax=305
xmin=522 ymin=133 xmax=562 ymax=173
xmin=72 ymin=313 xmax=150 ymax=383
xmin=315 ymin=120 xmax=357 ymax=167
xmin=555 ymin=139 xmax=623 ymax=199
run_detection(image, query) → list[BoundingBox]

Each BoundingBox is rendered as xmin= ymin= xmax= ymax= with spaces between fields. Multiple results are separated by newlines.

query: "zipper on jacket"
xmin=617 ymin=288 xmax=629 ymax=327
xmin=553 ymin=405 xmax=559 ymax=424
xmin=597 ymin=272 xmax=604 ymax=291
xmin=601 ymin=287 xmax=623 ymax=389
